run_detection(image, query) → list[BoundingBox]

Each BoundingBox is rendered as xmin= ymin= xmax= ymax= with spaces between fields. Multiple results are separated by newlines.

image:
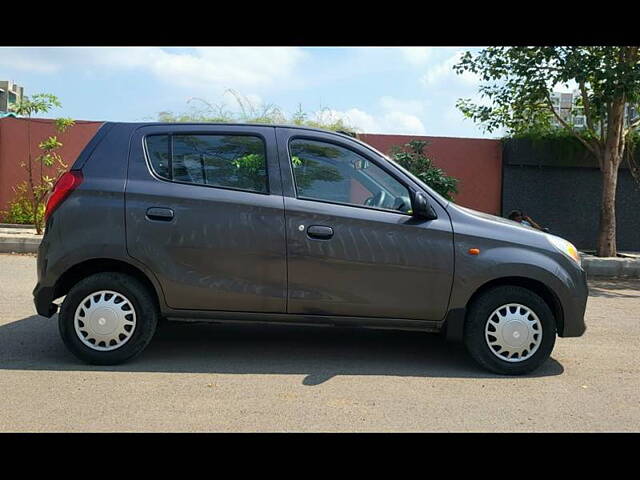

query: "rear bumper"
xmin=33 ymin=224 xmax=58 ymax=318
xmin=33 ymin=284 xmax=58 ymax=317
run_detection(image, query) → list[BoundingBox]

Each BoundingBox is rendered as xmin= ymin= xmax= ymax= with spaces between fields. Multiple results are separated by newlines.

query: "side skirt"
xmin=165 ymin=310 xmax=441 ymax=333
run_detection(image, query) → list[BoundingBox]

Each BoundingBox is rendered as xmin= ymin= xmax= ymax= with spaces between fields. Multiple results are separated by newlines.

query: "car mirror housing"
xmin=411 ymin=191 xmax=438 ymax=220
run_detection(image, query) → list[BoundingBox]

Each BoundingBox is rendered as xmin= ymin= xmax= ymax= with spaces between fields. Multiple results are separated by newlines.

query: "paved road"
xmin=0 ymin=253 xmax=638 ymax=432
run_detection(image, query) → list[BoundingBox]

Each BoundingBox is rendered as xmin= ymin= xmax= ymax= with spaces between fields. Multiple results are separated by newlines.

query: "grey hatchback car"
xmin=33 ymin=123 xmax=587 ymax=375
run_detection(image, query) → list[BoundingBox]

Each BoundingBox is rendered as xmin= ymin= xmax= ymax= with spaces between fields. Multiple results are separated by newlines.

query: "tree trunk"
xmin=26 ymin=118 xmax=44 ymax=235
xmin=597 ymin=158 xmax=618 ymax=257
xmin=596 ymin=99 xmax=626 ymax=257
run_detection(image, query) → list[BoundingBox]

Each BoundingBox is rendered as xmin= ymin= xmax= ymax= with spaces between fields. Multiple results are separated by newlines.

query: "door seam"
xmin=274 ymin=128 xmax=290 ymax=314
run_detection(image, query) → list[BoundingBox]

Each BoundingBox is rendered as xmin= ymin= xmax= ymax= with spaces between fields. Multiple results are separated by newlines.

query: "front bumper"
xmin=558 ymin=266 xmax=588 ymax=337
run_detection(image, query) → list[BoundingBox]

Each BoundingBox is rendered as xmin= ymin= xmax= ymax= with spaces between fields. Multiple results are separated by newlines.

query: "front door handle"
xmin=146 ymin=207 xmax=174 ymax=222
xmin=307 ymin=225 xmax=334 ymax=240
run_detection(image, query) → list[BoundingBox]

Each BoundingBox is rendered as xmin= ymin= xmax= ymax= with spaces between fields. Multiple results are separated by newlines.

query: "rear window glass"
xmin=145 ymin=135 xmax=170 ymax=178
xmin=144 ymin=134 xmax=268 ymax=193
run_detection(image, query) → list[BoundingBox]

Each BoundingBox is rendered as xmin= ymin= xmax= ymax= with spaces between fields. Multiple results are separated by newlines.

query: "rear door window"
xmin=145 ymin=134 xmax=268 ymax=193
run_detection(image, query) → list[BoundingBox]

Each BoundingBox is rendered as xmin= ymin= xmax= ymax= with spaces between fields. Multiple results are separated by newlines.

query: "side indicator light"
xmin=468 ymin=248 xmax=480 ymax=255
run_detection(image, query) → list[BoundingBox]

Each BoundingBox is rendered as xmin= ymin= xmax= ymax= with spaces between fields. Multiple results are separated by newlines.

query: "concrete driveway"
xmin=0 ymin=253 xmax=638 ymax=432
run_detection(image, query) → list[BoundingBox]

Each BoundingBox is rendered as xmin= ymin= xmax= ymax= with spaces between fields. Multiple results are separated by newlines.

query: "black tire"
xmin=464 ymin=285 xmax=556 ymax=375
xmin=58 ymin=272 xmax=158 ymax=365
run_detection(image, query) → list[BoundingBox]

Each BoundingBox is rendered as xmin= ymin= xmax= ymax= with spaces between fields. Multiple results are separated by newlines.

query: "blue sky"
xmin=0 ymin=47 xmax=499 ymax=138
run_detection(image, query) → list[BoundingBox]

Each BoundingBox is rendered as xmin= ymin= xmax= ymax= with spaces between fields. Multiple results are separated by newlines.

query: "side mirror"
xmin=411 ymin=191 xmax=438 ymax=220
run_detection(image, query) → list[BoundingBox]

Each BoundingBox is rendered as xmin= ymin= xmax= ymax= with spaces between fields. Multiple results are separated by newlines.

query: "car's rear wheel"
xmin=58 ymin=272 xmax=158 ymax=365
xmin=464 ymin=285 xmax=556 ymax=375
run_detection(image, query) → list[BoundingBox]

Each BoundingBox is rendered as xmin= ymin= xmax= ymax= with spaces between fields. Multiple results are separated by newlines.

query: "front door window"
xmin=289 ymin=139 xmax=412 ymax=214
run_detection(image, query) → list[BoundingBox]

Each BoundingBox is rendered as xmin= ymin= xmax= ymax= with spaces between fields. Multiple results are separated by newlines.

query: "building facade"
xmin=0 ymin=81 xmax=24 ymax=112
xmin=550 ymin=89 xmax=639 ymax=130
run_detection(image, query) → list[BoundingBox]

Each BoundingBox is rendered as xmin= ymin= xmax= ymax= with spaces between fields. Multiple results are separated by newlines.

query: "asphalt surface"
xmin=0 ymin=253 xmax=638 ymax=432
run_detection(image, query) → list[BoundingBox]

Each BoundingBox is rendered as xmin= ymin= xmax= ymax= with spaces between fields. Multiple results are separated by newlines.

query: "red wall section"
xmin=358 ymin=133 xmax=503 ymax=214
xmin=0 ymin=117 xmax=102 ymax=213
xmin=0 ymin=121 xmax=503 ymax=217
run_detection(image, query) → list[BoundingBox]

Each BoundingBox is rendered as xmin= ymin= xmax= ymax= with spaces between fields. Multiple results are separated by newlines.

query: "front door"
xmin=277 ymin=130 xmax=454 ymax=321
xmin=126 ymin=124 xmax=286 ymax=313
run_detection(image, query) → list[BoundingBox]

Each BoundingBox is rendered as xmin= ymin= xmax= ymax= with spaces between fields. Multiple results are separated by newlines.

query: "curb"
xmin=581 ymin=256 xmax=640 ymax=278
xmin=0 ymin=223 xmax=36 ymax=229
xmin=0 ymin=235 xmax=41 ymax=254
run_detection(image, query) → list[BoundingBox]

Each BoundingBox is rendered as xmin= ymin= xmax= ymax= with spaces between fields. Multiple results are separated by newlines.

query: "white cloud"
xmin=238 ymin=92 xmax=264 ymax=108
xmin=0 ymin=47 xmax=306 ymax=90
xmin=0 ymin=48 xmax=59 ymax=73
xmin=314 ymin=108 xmax=379 ymax=132
xmin=382 ymin=111 xmax=426 ymax=134
xmin=421 ymin=50 xmax=479 ymax=87
xmin=377 ymin=96 xmax=427 ymax=134
xmin=398 ymin=47 xmax=434 ymax=65
xmin=317 ymin=98 xmax=426 ymax=135
xmin=379 ymin=96 xmax=426 ymax=116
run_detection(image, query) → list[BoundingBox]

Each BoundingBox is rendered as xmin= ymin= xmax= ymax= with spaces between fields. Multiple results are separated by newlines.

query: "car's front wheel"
xmin=58 ymin=272 xmax=158 ymax=365
xmin=464 ymin=285 xmax=556 ymax=375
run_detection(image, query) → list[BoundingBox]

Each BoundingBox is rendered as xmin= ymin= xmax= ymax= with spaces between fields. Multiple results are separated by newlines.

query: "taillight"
xmin=44 ymin=170 xmax=83 ymax=221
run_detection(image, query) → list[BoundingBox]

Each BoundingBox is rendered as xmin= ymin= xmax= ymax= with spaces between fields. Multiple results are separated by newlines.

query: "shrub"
xmin=1 ymin=182 xmax=44 ymax=225
xmin=158 ymin=90 xmax=359 ymax=135
xmin=389 ymin=139 xmax=459 ymax=201
xmin=9 ymin=93 xmax=74 ymax=233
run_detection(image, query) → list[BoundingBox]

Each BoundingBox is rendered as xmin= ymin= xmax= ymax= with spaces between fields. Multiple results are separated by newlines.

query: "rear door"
xmin=126 ymin=124 xmax=286 ymax=313
xmin=276 ymin=128 xmax=454 ymax=321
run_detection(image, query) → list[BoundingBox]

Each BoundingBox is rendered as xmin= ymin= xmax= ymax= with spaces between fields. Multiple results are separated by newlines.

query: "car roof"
xmin=101 ymin=121 xmax=384 ymax=165
xmin=105 ymin=121 xmax=358 ymax=139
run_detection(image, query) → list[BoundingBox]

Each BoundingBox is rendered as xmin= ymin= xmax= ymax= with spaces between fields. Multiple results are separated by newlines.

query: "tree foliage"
xmin=389 ymin=140 xmax=458 ymax=201
xmin=6 ymin=93 xmax=74 ymax=233
xmin=1 ymin=182 xmax=44 ymax=225
xmin=454 ymin=47 xmax=640 ymax=256
xmin=455 ymin=47 xmax=640 ymax=146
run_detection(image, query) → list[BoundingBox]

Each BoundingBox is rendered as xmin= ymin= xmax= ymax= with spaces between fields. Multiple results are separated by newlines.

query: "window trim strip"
xmin=287 ymin=136 xmax=414 ymax=215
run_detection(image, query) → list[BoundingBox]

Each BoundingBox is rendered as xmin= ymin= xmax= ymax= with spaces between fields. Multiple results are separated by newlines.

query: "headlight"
xmin=546 ymin=234 xmax=581 ymax=266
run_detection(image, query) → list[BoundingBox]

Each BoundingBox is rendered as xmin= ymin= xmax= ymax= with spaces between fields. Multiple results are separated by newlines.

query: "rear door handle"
xmin=146 ymin=207 xmax=174 ymax=222
xmin=307 ymin=225 xmax=334 ymax=240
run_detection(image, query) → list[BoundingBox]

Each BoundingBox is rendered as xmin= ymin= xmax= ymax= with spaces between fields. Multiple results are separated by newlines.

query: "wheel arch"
xmin=53 ymin=257 xmax=163 ymax=312
xmin=446 ymin=276 xmax=564 ymax=342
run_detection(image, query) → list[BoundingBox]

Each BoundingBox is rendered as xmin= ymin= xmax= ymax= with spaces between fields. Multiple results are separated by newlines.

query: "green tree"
xmin=9 ymin=94 xmax=74 ymax=233
xmin=389 ymin=140 xmax=458 ymax=201
xmin=454 ymin=46 xmax=640 ymax=257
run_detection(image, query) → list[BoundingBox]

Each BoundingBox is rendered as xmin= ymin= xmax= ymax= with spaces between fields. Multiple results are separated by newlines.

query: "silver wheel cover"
xmin=485 ymin=303 xmax=542 ymax=363
xmin=74 ymin=290 xmax=137 ymax=351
